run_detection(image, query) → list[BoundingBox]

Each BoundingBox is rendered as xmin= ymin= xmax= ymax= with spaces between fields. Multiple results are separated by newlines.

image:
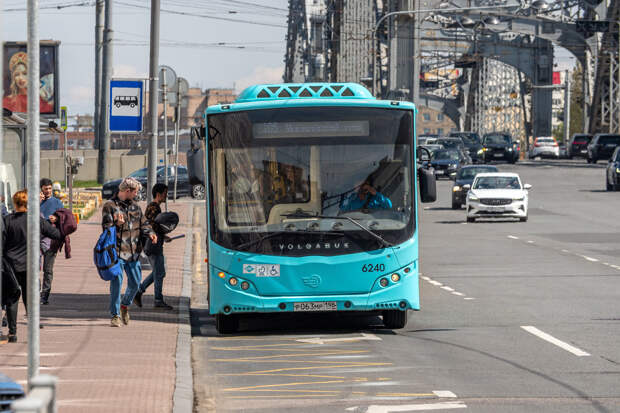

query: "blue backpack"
xmin=93 ymin=227 xmax=122 ymax=281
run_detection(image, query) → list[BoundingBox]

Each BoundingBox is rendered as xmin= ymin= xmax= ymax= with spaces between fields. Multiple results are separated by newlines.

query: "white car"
xmin=464 ymin=172 xmax=531 ymax=222
xmin=529 ymin=136 xmax=560 ymax=158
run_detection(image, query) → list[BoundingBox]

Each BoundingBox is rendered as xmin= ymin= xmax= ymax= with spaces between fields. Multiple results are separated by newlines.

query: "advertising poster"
xmin=3 ymin=41 xmax=59 ymax=116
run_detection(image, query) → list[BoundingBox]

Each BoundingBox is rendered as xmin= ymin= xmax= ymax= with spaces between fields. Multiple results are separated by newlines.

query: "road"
xmin=191 ymin=159 xmax=620 ymax=412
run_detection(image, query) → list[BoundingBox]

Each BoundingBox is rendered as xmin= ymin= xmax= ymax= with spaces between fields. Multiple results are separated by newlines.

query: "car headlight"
xmin=477 ymin=149 xmax=484 ymax=155
xmin=468 ymin=195 xmax=479 ymax=201
xmin=453 ymin=186 xmax=461 ymax=192
xmin=448 ymin=164 xmax=457 ymax=169
xmin=508 ymin=147 xmax=513 ymax=151
xmin=512 ymin=196 xmax=525 ymax=201
xmin=616 ymin=167 xmax=620 ymax=173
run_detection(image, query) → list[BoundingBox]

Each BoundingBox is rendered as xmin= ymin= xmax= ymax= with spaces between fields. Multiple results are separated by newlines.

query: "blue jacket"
xmin=40 ymin=196 xmax=63 ymax=219
xmin=340 ymin=191 xmax=392 ymax=212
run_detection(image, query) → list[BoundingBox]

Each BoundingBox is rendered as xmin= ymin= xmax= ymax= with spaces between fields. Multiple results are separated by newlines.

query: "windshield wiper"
xmin=281 ymin=213 xmax=393 ymax=249
xmin=236 ymin=229 xmax=344 ymax=251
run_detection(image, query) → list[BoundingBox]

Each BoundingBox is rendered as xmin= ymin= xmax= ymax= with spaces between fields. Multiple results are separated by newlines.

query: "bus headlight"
xmin=229 ymin=277 xmax=238 ymax=286
xmin=379 ymin=278 xmax=389 ymax=287
xmin=391 ymin=273 xmax=400 ymax=282
xmin=241 ymin=281 xmax=249 ymax=290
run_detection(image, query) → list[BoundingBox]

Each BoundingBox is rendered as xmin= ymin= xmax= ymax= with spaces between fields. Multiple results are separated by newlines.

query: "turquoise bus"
xmin=201 ymin=83 xmax=436 ymax=333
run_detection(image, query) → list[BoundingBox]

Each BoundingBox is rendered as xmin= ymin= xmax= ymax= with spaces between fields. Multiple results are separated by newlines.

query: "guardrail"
xmin=11 ymin=375 xmax=57 ymax=413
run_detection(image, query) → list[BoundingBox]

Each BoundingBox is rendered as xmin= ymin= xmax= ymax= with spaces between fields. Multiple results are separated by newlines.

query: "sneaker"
xmin=154 ymin=301 xmax=173 ymax=310
xmin=110 ymin=315 xmax=122 ymax=327
xmin=133 ymin=291 xmax=143 ymax=308
xmin=40 ymin=298 xmax=49 ymax=305
xmin=2 ymin=316 xmax=7 ymax=327
xmin=120 ymin=306 xmax=130 ymax=325
xmin=8 ymin=334 xmax=17 ymax=343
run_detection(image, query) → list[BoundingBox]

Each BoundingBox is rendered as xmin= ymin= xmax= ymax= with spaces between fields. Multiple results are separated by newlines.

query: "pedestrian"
xmin=133 ymin=184 xmax=173 ymax=310
xmin=2 ymin=190 xmax=61 ymax=342
xmin=0 ymin=195 xmax=8 ymax=216
xmin=39 ymin=178 xmax=64 ymax=305
xmin=101 ymin=177 xmax=156 ymax=327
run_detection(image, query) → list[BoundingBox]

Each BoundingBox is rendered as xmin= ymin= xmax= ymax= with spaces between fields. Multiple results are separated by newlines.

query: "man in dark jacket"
xmin=133 ymin=184 xmax=173 ymax=310
xmin=2 ymin=190 xmax=61 ymax=342
xmin=39 ymin=178 xmax=64 ymax=305
xmin=102 ymin=177 xmax=156 ymax=327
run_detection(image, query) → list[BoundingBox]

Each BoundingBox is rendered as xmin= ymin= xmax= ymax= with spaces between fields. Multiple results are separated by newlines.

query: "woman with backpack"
xmin=1 ymin=190 xmax=61 ymax=342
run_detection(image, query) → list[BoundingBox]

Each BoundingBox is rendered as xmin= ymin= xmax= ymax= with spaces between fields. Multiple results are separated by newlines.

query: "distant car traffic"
xmin=0 ymin=373 xmax=24 ymax=411
xmin=481 ymin=132 xmax=519 ymax=163
xmin=451 ymin=165 xmax=499 ymax=209
xmin=606 ymin=146 xmax=620 ymax=191
xmin=430 ymin=149 xmax=464 ymax=179
xmin=464 ymin=172 xmax=531 ymax=222
xmin=587 ymin=133 xmax=620 ymax=163
xmin=102 ymin=166 xmax=192 ymax=201
xmin=529 ymin=136 xmax=560 ymax=159
xmin=449 ymin=131 xmax=483 ymax=163
xmin=436 ymin=137 xmax=472 ymax=164
xmin=567 ymin=133 xmax=592 ymax=159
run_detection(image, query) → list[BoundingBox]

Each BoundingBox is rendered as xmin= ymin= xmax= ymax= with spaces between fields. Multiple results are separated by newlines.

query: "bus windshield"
xmin=208 ymin=107 xmax=415 ymax=256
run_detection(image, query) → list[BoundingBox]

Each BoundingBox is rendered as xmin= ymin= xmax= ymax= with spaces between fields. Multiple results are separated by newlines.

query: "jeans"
xmin=6 ymin=271 xmax=27 ymax=335
xmin=41 ymin=249 xmax=57 ymax=298
xmin=109 ymin=259 xmax=142 ymax=316
xmin=139 ymin=254 xmax=166 ymax=303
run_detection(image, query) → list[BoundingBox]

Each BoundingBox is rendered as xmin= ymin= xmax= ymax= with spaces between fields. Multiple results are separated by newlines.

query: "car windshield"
xmin=129 ymin=168 xmax=147 ymax=178
xmin=484 ymin=134 xmax=511 ymax=145
xmin=457 ymin=167 xmax=496 ymax=180
xmin=437 ymin=139 xmax=462 ymax=149
xmin=450 ymin=133 xmax=480 ymax=145
xmin=433 ymin=149 xmax=459 ymax=160
xmin=473 ymin=176 xmax=521 ymax=190
xmin=573 ymin=135 xmax=591 ymax=143
xmin=208 ymin=107 xmax=415 ymax=256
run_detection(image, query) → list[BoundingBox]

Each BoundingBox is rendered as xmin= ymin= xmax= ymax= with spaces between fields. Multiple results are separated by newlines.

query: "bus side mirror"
xmin=418 ymin=167 xmax=436 ymax=203
xmin=191 ymin=126 xmax=206 ymax=141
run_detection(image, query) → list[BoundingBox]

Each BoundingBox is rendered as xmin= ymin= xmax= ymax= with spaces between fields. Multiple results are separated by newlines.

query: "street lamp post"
xmin=371 ymin=4 xmax=517 ymax=97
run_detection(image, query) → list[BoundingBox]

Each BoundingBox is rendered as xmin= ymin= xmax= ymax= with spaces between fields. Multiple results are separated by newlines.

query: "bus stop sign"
xmin=109 ymin=79 xmax=144 ymax=133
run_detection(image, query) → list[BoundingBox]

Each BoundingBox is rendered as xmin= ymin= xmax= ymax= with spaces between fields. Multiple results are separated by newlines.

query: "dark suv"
xmin=449 ymin=131 xmax=483 ymax=163
xmin=606 ymin=146 xmax=620 ymax=191
xmin=481 ymin=132 xmax=519 ymax=163
xmin=568 ymin=133 xmax=592 ymax=159
xmin=587 ymin=134 xmax=620 ymax=163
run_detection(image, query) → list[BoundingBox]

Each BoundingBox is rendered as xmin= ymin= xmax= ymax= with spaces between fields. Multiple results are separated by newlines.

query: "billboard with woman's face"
xmin=3 ymin=41 xmax=59 ymax=116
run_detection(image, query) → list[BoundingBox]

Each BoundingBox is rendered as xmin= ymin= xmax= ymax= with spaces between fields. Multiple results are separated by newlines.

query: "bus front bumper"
xmin=208 ymin=271 xmax=420 ymax=315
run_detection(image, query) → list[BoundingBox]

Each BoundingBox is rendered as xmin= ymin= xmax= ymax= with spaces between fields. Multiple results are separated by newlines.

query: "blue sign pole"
xmin=109 ymin=79 xmax=144 ymax=133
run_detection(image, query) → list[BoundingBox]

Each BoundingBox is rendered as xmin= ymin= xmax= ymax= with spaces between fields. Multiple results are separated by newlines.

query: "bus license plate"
xmin=293 ymin=301 xmax=337 ymax=312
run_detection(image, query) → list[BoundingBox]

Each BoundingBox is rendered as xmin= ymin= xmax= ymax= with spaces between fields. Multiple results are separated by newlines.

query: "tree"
xmin=569 ymin=66 xmax=584 ymax=136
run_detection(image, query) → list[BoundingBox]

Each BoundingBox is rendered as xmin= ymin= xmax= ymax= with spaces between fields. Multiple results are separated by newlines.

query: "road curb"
xmin=173 ymin=204 xmax=195 ymax=413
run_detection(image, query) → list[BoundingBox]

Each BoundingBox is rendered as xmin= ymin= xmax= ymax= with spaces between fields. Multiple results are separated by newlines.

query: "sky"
xmin=2 ymin=0 xmax=289 ymax=116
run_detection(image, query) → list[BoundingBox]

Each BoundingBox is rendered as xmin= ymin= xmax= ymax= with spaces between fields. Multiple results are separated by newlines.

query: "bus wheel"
xmin=383 ymin=310 xmax=407 ymax=329
xmin=215 ymin=314 xmax=239 ymax=334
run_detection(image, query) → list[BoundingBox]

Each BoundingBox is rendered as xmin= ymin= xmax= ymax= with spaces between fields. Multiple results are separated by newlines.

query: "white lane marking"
xmin=296 ymin=333 xmax=382 ymax=345
xmin=561 ymin=249 xmax=570 ymax=253
xmin=464 ymin=297 xmax=475 ymax=300
xmin=581 ymin=255 xmax=599 ymax=262
xmin=433 ymin=391 xmax=457 ymax=398
xmin=421 ymin=276 xmax=431 ymax=281
xmin=507 ymin=235 xmax=519 ymax=240
xmin=527 ymin=240 xmax=535 ymax=244
xmin=440 ymin=286 xmax=455 ymax=292
xmin=348 ymin=401 xmax=467 ymax=412
xmin=428 ymin=280 xmax=443 ymax=286
xmin=521 ymin=326 xmax=591 ymax=357
xmin=611 ymin=265 xmax=620 ymax=270
xmin=451 ymin=292 xmax=465 ymax=296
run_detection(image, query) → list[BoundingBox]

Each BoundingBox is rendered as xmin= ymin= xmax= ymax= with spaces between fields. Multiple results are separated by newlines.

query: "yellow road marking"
xmin=218 ymin=373 xmax=348 ymax=379
xmin=223 ymin=379 xmax=351 ymax=392
xmin=213 ymin=352 xmax=383 ymax=361
xmin=225 ymin=395 xmax=337 ymax=399
xmin=352 ymin=391 xmax=366 ymax=395
xmin=210 ymin=346 xmax=369 ymax=354
xmin=215 ymin=364 xmax=389 ymax=375
xmin=377 ymin=377 xmax=391 ymax=381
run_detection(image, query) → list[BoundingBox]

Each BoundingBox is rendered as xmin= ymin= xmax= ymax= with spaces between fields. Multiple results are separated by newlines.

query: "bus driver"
xmin=340 ymin=180 xmax=392 ymax=212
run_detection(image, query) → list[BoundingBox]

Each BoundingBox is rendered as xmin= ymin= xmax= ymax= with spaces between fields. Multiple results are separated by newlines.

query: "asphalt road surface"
xmin=191 ymin=159 xmax=620 ymax=413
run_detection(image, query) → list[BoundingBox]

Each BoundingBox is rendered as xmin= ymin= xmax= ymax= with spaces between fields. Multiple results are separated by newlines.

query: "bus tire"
xmin=215 ymin=314 xmax=239 ymax=334
xmin=383 ymin=310 xmax=408 ymax=329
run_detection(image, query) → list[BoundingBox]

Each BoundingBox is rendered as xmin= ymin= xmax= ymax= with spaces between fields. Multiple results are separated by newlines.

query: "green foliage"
xmin=569 ymin=67 xmax=584 ymax=136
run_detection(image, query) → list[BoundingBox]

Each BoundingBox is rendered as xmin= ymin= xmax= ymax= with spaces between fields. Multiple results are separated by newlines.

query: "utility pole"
xmin=162 ymin=67 xmax=168 ymax=211
xmin=94 ymin=0 xmax=104 ymax=152
xmin=27 ymin=0 xmax=41 ymax=384
xmin=148 ymin=0 xmax=160 ymax=204
xmin=173 ymin=79 xmax=181 ymax=202
xmin=97 ymin=0 xmax=113 ymax=183
xmin=412 ymin=0 xmax=421 ymax=103
xmin=563 ymin=70 xmax=570 ymax=144
xmin=0 ymin=0 xmax=4 ymax=327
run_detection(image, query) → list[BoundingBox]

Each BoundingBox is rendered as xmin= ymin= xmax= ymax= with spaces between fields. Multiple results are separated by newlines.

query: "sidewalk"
xmin=0 ymin=200 xmax=195 ymax=412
